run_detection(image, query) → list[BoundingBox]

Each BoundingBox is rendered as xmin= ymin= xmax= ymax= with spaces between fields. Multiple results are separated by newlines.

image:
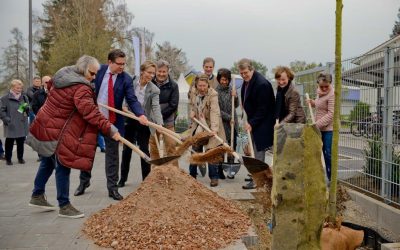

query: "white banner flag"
xmin=132 ymin=36 xmax=140 ymax=77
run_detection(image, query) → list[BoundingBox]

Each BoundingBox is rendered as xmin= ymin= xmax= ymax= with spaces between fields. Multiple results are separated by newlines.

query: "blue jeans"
xmin=189 ymin=163 xmax=219 ymax=180
xmin=97 ymin=134 xmax=105 ymax=150
xmin=29 ymin=111 xmax=35 ymax=125
xmin=321 ymin=131 xmax=333 ymax=181
xmin=32 ymin=155 xmax=71 ymax=207
xmin=0 ymin=139 xmax=4 ymax=155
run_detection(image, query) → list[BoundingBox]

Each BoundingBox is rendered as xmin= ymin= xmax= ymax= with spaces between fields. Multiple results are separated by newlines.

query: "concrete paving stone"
xmin=12 ymin=248 xmax=51 ymax=250
xmin=225 ymin=192 xmax=255 ymax=200
xmin=25 ymin=222 xmax=79 ymax=235
xmin=20 ymin=212 xmax=58 ymax=226
xmin=0 ymin=232 xmax=41 ymax=248
xmin=0 ymin=223 xmax=31 ymax=236
xmin=0 ymin=210 xmax=18 ymax=217
xmin=30 ymin=233 xmax=65 ymax=247
xmin=0 ymin=216 xmax=25 ymax=226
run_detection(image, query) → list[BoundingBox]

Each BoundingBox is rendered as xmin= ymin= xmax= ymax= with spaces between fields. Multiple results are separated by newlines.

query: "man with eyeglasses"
xmin=74 ymin=49 xmax=148 ymax=200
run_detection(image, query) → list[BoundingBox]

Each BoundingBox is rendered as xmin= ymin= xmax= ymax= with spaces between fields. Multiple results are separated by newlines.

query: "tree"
xmin=36 ymin=0 xmax=139 ymax=75
xmin=391 ymin=8 xmax=400 ymax=38
xmin=328 ymin=0 xmax=343 ymax=224
xmin=0 ymin=28 xmax=28 ymax=93
xmin=154 ymin=41 xmax=189 ymax=80
xmin=288 ymin=60 xmax=321 ymax=73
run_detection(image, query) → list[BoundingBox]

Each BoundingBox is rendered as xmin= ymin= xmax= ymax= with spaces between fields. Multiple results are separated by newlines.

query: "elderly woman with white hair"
xmin=26 ymin=55 xmax=121 ymax=219
xmin=0 ymin=79 xmax=30 ymax=165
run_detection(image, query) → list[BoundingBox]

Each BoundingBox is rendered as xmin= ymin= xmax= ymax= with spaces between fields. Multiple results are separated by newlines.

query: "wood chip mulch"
xmin=83 ymin=166 xmax=251 ymax=249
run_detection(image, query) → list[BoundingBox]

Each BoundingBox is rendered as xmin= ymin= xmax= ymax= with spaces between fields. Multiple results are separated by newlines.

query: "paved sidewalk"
xmin=0 ymin=145 xmax=257 ymax=249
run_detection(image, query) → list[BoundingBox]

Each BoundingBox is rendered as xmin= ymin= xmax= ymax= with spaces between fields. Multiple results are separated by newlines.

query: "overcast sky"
xmin=0 ymin=0 xmax=398 ymax=75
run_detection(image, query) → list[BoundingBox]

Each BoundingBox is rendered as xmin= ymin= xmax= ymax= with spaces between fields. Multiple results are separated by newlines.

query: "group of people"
xmin=0 ymin=48 xmax=334 ymax=219
xmin=0 ymin=75 xmax=50 ymax=165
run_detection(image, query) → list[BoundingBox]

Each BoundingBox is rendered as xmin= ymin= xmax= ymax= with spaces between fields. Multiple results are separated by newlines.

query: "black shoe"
xmin=108 ymin=190 xmax=123 ymax=200
xmin=6 ymin=161 xmax=13 ymax=166
xmin=245 ymin=177 xmax=253 ymax=182
xmin=117 ymin=181 xmax=125 ymax=187
xmin=100 ymin=148 xmax=106 ymax=153
xmin=74 ymin=182 xmax=90 ymax=196
xmin=242 ymin=181 xmax=256 ymax=190
xmin=18 ymin=159 xmax=25 ymax=164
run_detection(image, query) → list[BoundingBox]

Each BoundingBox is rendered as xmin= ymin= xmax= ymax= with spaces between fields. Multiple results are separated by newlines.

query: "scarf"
xmin=275 ymin=82 xmax=291 ymax=122
xmin=10 ymin=89 xmax=21 ymax=100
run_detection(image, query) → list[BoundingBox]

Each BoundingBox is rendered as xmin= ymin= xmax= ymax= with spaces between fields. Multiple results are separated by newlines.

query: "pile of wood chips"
xmin=83 ymin=166 xmax=251 ymax=249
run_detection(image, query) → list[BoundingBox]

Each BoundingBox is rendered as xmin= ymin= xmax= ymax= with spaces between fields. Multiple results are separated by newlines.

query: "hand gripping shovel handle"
xmin=98 ymin=103 xmax=181 ymax=140
xmin=120 ymin=108 xmax=184 ymax=147
xmin=192 ymin=117 xmax=241 ymax=161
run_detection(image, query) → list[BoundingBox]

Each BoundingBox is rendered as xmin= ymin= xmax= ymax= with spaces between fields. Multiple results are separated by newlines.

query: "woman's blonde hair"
xmin=194 ymin=73 xmax=210 ymax=88
xmin=9 ymin=79 xmax=23 ymax=89
xmin=140 ymin=60 xmax=156 ymax=72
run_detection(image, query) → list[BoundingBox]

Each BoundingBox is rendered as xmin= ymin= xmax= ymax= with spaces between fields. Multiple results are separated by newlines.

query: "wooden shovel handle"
xmin=246 ymin=129 xmax=255 ymax=158
xmin=98 ymin=103 xmax=182 ymax=141
xmin=242 ymin=110 xmax=255 ymax=158
xmin=305 ymin=93 xmax=316 ymax=124
xmin=192 ymin=117 xmax=241 ymax=160
xmin=119 ymin=136 xmax=150 ymax=162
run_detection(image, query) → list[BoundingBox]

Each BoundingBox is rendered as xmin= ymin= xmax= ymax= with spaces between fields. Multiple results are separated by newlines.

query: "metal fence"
xmin=296 ymin=46 xmax=400 ymax=206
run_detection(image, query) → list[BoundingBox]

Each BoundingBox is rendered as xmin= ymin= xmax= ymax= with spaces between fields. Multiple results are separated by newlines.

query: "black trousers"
xmin=120 ymin=119 xmax=150 ymax=182
xmin=79 ymin=135 xmax=120 ymax=191
xmin=5 ymin=137 xmax=25 ymax=162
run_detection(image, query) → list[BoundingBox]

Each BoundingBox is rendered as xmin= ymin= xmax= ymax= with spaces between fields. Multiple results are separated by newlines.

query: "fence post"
xmin=381 ymin=47 xmax=394 ymax=202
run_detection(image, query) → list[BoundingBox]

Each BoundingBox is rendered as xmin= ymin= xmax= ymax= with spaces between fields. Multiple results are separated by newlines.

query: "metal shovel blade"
xmin=242 ymin=156 xmax=269 ymax=174
xmin=148 ymin=155 xmax=180 ymax=166
xmin=221 ymin=162 xmax=241 ymax=176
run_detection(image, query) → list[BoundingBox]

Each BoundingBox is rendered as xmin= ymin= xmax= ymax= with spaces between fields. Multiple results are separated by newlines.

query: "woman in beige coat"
xmin=187 ymin=73 xmax=226 ymax=187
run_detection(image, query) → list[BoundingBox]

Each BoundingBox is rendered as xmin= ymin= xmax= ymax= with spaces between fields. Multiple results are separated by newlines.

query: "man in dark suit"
xmin=74 ymin=49 xmax=148 ymax=200
xmin=239 ymin=58 xmax=275 ymax=189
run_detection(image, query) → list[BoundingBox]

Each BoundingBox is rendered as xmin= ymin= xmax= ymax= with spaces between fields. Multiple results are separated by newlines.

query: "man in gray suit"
xmin=118 ymin=61 xmax=163 ymax=186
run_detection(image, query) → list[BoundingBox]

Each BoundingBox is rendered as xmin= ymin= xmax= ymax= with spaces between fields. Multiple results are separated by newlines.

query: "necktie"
xmin=108 ymin=73 xmax=116 ymax=124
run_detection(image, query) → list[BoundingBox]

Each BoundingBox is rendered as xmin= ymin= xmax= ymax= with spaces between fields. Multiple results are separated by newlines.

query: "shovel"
xmin=221 ymin=76 xmax=241 ymax=177
xmin=99 ymin=104 xmax=181 ymax=165
xmin=192 ymin=117 xmax=269 ymax=174
xmin=102 ymin=104 xmax=199 ymax=155
xmin=241 ymin=111 xmax=270 ymax=175
xmin=119 ymin=136 xmax=179 ymax=166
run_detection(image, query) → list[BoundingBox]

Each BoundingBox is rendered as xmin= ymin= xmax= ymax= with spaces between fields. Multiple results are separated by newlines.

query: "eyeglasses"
xmin=88 ymin=70 xmax=96 ymax=76
xmin=113 ymin=61 xmax=126 ymax=66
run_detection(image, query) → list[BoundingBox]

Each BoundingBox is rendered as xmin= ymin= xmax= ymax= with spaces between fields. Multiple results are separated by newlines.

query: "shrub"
xmin=350 ymin=101 xmax=370 ymax=122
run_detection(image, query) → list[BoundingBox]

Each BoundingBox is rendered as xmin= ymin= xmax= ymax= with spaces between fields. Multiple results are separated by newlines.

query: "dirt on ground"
xmin=83 ymin=165 xmax=251 ymax=250
xmin=236 ymin=184 xmax=394 ymax=249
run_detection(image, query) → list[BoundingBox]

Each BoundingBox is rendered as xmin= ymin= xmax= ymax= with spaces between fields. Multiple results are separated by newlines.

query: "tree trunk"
xmin=328 ymin=0 xmax=343 ymax=223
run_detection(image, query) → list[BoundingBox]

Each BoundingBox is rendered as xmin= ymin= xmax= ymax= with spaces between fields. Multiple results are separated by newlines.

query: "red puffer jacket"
xmin=30 ymin=66 xmax=115 ymax=171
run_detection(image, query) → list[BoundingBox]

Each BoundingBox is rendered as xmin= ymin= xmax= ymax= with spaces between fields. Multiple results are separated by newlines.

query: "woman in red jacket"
xmin=27 ymin=55 xmax=120 ymax=219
